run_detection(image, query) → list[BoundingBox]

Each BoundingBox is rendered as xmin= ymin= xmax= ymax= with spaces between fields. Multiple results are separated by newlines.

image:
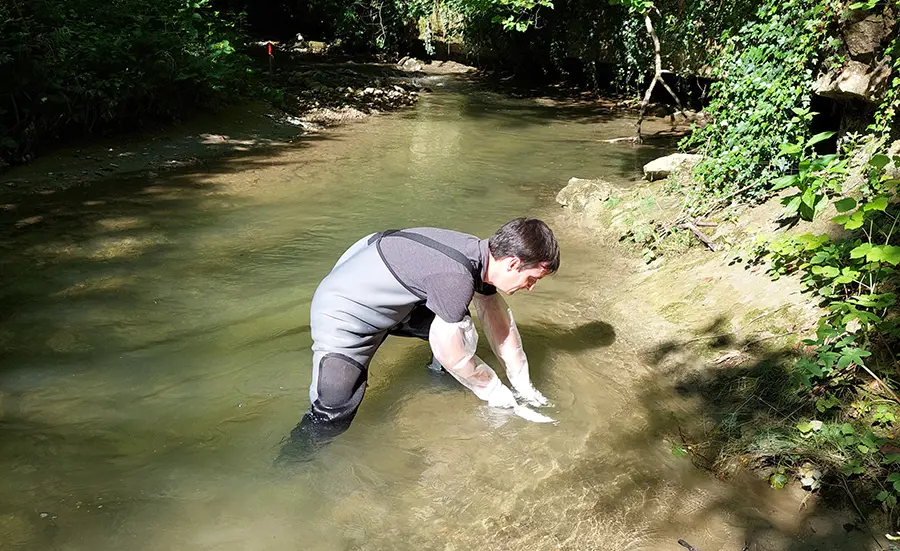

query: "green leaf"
xmin=834 ymin=198 xmax=857 ymax=212
xmin=798 ymin=233 xmax=829 ymax=250
xmin=863 ymin=196 xmax=889 ymax=211
xmin=841 ymin=423 xmax=855 ymax=435
xmin=671 ymin=444 xmax=688 ymax=458
xmin=811 ymin=265 xmax=840 ymax=278
xmin=797 ymin=421 xmax=814 ymax=433
xmin=801 ymin=187 xmax=817 ymax=209
xmin=877 ymin=490 xmax=891 ymax=501
xmin=806 ymin=131 xmax=836 ymax=147
xmin=798 ymin=357 xmax=823 ymax=377
xmin=845 ymin=211 xmax=865 ymax=230
xmin=769 ymin=472 xmax=788 ymax=488
xmin=876 ymin=245 xmax=900 ymax=266
xmin=780 ymin=142 xmax=803 ymax=156
xmin=771 ymin=174 xmax=799 ymax=191
xmin=870 ymin=154 xmax=891 ymax=170
xmin=783 ymin=195 xmax=802 ymax=215
xmin=850 ymin=243 xmax=872 ymax=259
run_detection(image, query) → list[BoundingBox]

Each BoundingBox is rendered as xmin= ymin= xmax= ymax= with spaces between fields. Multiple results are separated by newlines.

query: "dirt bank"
xmin=555 ymin=172 xmax=893 ymax=546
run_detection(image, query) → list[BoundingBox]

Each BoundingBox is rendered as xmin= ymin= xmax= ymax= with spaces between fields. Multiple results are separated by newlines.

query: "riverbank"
xmin=0 ymin=56 xmax=438 ymax=200
xmin=555 ymin=161 xmax=896 ymax=544
xmin=0 ymin=59 xmax=691 ymax=204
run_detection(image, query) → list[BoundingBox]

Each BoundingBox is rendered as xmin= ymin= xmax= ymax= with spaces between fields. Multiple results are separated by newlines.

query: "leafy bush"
xmin=679 ymin=0 xmax=838 ymax=209
xmin=0 ymin=0 xmax=249 ymax=163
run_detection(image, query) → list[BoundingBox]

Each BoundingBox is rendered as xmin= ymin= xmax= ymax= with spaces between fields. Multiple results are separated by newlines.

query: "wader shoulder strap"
xmin=368 ymin=230 xmax=479 ymax=280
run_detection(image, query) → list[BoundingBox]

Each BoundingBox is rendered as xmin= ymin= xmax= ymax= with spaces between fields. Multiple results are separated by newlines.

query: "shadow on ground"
xmin=603 ymin=316 xmax=891 ymax=550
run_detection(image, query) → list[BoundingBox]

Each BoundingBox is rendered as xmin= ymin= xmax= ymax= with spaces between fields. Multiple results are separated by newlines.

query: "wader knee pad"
xmin=311 ymin=353 xmax=367 ymax=423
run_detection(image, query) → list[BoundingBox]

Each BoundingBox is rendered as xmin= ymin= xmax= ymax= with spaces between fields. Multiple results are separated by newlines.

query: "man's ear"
xmin=508 ymin=256 xmax=521 ymax=271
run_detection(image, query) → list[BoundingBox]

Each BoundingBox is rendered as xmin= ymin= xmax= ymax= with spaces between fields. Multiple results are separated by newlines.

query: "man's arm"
xmin=428 ymin=315 xmax=518 ymax=408
xmin=472 ymin=293 xmax=548 ymax=406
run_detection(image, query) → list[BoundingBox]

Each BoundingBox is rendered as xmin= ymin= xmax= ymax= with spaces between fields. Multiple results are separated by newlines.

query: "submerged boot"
xmin=425 ymin=354 xmax=445 ymax=373
xmin=274 ymin=412 xmax=353 ymax=466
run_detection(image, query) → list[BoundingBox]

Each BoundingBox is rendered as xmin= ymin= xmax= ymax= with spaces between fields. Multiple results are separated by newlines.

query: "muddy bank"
xmin=554 ymin=171 xmax=894 ymax=545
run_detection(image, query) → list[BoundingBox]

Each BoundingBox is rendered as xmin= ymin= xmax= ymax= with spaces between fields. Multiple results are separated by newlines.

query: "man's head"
xmin=486 ymin=218 xmax=560 ymax=294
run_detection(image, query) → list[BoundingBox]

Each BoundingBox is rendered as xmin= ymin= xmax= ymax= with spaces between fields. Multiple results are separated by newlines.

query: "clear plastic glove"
xmin=486 ymin=383 xmax=518 ymax=409
xmin=430 ymin=316 xmax=508 ymax=404
xmin=474 ymin=293 xmax=550 ymax=407
xmin=515 ymin=384 xmax=549 ymax=407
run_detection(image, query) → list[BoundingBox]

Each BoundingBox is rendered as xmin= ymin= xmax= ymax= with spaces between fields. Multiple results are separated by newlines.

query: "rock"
xmin=813 ymin=60 xmax=892 ymax=103
xmin=844 ymin=12 xmax=893 ymax=62
xmin=643 ymin=154 xmax=704 ymax=181
xmin=886 ymin=140 xmax=900 ymax=179
xmin=556 ymin=177 xmax=617 ymax=211
xmin=397 ymin=57 xmax=425 ymax=72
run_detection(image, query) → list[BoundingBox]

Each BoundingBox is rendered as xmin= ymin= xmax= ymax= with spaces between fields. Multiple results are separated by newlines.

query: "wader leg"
xmin=277 ymin=351 xmax=370 ymax=464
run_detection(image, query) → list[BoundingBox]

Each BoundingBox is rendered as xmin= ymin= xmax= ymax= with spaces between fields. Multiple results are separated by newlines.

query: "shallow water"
xmin=0 ymin=78 xmax=868 ymax=550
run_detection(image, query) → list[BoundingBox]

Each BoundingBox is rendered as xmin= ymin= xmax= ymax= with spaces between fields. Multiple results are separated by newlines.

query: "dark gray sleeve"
xmin=423 ymin=272 xmax=475 ymax=323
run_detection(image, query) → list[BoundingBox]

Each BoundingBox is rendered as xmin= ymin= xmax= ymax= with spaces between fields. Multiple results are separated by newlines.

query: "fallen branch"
xmin=677 ymin=540 xmax=700 ymax=551
xmin=677 ymin=222 xmax=719 ymax=251
xmin=599 ymin=136 xmax=638 ymax=144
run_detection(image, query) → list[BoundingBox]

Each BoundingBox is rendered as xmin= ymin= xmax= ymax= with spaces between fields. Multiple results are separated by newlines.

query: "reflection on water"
xmin=0 ymin=79 xmax=868 ymax=550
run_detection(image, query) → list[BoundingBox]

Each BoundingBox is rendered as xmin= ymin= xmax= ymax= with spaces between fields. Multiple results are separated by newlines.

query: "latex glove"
xmin=515 ymin=385 xmax=549 ymax=407
xmin=486 ymin=383 xmax=518 ymax=409
xmin=473 ymin=293 xmax=549 ymax=406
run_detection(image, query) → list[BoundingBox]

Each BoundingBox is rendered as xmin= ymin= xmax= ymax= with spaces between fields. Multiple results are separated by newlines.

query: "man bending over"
xmin=284 ymin=217 xmax=560 ymax=452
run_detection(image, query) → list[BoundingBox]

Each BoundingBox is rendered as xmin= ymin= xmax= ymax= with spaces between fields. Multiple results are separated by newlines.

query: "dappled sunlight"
xmin=14 ymin=215 xmax=43 ymax=228
xmin=94 ymin=216 xmax=145 ymax=232
xmin=87 ymin=234 xmax=171 ymax=260
xmin=51 ymin=275 xmax=133 ymax=298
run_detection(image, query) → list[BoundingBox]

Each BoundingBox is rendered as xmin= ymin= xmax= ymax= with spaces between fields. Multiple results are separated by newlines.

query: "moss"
xmin=658 ymin=300 xmax=691 ymax=322
xmin=742 ymin=308 xmax=767 ymax=325
xmin=685 ymin=282 xmax=713 ymax=303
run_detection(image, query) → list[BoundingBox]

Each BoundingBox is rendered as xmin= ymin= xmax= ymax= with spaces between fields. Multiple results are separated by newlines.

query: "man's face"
xmin=497 ymin=258 xmax=550 ymax=294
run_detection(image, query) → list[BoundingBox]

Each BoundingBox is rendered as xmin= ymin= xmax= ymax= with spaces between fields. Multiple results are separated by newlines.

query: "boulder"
xmin=813 ymin=60 xmax=892 ymax=103
xmin=397 ymin=56 xmax=425 ymax=72
xmin=844 ymin=11 xmax=895 ymax=62
xmin=643 ymin=154 xmax=703 ymax=181
xmin=556 ymin=178 xmax=616 ymax=211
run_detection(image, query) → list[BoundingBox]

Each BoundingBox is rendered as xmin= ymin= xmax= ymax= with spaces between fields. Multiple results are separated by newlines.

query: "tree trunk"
xmin=636 ymin=11 xmax=686 ymax=143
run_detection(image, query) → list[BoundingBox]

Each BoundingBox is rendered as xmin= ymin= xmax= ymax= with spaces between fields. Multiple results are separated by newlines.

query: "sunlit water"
xmin=0 ymin=78 xmax=867 ymax=550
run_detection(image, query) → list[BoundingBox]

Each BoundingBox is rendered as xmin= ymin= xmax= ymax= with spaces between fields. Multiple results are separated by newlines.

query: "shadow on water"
xmin=0 ymin=130 xmax=337 ymax=363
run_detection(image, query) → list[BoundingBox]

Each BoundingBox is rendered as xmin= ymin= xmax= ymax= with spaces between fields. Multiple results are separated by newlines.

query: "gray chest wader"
xmin=303 ymin=230 xmax=480 ymax=433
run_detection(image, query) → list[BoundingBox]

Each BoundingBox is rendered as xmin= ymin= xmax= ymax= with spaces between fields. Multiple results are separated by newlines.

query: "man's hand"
xmin=487 ymin=384 xmax=518 ymax=409
xmin=515 ymin=385 xmax=549 ymax=407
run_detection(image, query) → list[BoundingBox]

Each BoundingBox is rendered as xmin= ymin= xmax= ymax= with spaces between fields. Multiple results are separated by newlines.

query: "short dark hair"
xmin=488 ymin=218 xmax=560 ymax=274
